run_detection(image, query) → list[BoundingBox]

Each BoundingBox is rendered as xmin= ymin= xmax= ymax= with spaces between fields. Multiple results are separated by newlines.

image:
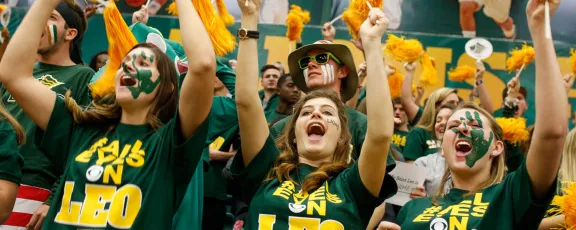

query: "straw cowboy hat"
xmin=287 ymin=40 xmax=359 ymax=102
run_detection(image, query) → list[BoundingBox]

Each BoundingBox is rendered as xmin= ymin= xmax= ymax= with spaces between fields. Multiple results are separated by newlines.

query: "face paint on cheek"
xmin=326 ymin=118 xmax=339 ymax=130
xmin=321 ymin=65 xmax=328 ymax=85
xmin=461 ymin=129 xmax=494 ymax=168
xmin=48 ymin=24 xmax=58 ymax=46
xmin=125 ymin=53 xmax=162 ymax=99
xmin=303 ymin=68 xmax=309 ymax=85
xmin=327 ymin=64 xmax=335 ymax=84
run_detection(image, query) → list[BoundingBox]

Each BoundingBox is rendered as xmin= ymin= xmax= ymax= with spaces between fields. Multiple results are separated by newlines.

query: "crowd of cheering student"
xmin=0 ymin=0 xmax=573 ymax=229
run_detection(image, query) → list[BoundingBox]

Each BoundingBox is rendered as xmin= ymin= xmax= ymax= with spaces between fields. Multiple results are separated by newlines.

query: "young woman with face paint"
xmin=382 ymin=1 xmax=568 ymax=228
xmin=0 ymin=0 xmax=215 ymax=228
xmin=232 ymin=0 xmax=397 ymax=229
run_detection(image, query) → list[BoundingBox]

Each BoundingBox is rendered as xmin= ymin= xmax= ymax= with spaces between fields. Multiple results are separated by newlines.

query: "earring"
xmin=293 ymin=138 xmax=296 ymax=144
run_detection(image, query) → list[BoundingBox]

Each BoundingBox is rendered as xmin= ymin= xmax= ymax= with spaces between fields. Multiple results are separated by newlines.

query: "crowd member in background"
xmin=380 ymin=2 xmax=567 ymax=228
xmin=266 ymin=74 xmax=300 ymax=126
xmin=273 ymin=61 xmax=286 ymax=75
xmin=458 ymin=0 xmax=516 ymax=39
xmin=391 ymin=99 xmax=409 ymax=152
xmin=259 ymin=64 xmax=281 ymax=115
xmin=0 ymin=2 xmax=94 ymax=229
xmin=413 ymin=104 xmax=456 ymax=197
xmin=233 ymin=1 xmax=397 ymax=228
xmin=88 ymin=51 xmax=108 ymax=72
xmin=0 ymin=105 xmax=25 ymax=224
xmin=539 ymin=128 xmax=576 ymax=229
xmin=493 ymin=78 xmax=528 ymax=118
xmin=0 ymin=0 xmax=214 ymax=228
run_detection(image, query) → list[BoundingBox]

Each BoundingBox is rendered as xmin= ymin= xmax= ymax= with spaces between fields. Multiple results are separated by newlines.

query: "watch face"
xmin=238 ymin=29 xmax=247 ymax=37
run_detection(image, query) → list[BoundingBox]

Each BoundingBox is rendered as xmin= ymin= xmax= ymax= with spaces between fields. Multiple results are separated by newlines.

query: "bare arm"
xmin=176 ymin=0 xmax=216 ymax=140
xmin=401 ymin=62 xmax=420 ymax=122
xmin=0 ymin=0 xmax=60 ymax=131
xmin=475 ymin=61 xmax=494 ymax=114
xmin=235 ymin=0 xmax=269 ymax=166
xmin=539 ymin=215 xmax=565 ymax=230
xmin=367 ymin=202 xmax=386 ymax=230
xmin=209 ymin=149 xmax=237 ymax=161
xmin=0 ymin=180 xmax=17 ymax=224
xmin=358 ymin=9 xmax=394 ymax=197
xmin=525 ymin=0 xmax=567 ymax=199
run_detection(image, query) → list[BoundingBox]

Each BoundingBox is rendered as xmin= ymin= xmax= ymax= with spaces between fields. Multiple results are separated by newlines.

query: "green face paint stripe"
xmin=150 ymin=55 xmax=154 ymax=63
xmin=49 ymin=24 xmax=58 ymax=45
xmin=464 ymin=128 xmax=493 ymax=168
xmin=465 ymin=111 xmax=474 ymax=122
xmin=460 ymin=117 xmax=465 ymax=121
xmin=125 ymin=53 xmax=161 ymax=99
xmin=474 ymin=111 xmax=484 ymax=128
xmin=451 ymin=128 xmax=458 ymax=133
xmin=141 ymin=51 xmax=147 ymax=60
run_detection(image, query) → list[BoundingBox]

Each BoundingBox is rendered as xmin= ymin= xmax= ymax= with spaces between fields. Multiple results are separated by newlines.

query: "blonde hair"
xmin=265 ymin=90 xmax=352 ymax=193
xmin=0 ymin=100 xmax=24 ymax=145
xmin=559 ymin=128 xmax=576 ymax=184
xmin=433 ymin=102 xmax=506 ymax=204
xmin=416 ymin=88 xmax=458 ymax=133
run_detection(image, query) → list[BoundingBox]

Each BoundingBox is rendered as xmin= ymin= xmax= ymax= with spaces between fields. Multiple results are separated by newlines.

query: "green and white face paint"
xmin=321 ymin=64 xmax=335 ymax=85
xmin=121 ymin=51 xmax=161 ymax=99
xmin=451 ymin=111 xmax=494 ymax=168
xmin=48 ymin=24 xmax=58 ymax=46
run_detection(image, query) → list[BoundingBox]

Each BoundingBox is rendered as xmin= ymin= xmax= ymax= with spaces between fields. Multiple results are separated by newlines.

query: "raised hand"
xmin=404 ymin=62 xmax=417 ymax=72
xmin=475 ymin=60 xmax=485 ymax=80
xmin=564 ymin=73 xmax=574 ymax=94
xmin=526 ymin=0 xmax=560 ymax=26
xmin=350 ymin=38 xmax=364 ymax=51
xmin=321 ymin=22 xmax=336 ymax=41
xmin=84 ymin=4 xmax=98 ymax=19
xmin=377 ymin=221 xmax=401 ymax=230
xmin=132 ymin=5 xmax=149 ymax=24
xmin=359 ymin=8 xmax=389 ymax=44
xmin=507 ymin=76 xmax=521 ymax=98
xmin=237 ymin=0 xmax=261 ymax=16
xmin=357 ymin=62 xmax=367 ymax=78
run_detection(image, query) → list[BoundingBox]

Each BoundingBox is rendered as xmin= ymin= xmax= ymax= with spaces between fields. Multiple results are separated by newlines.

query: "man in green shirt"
xmin=266 ymin=74 xmax=300 ymax=127
xmin=391 ymin=98 xmax=410 ymax=152
xmin=259 ymin=64 xmax=281 ymax=115
xmin=0 ymin=2 xmax=94 ymax=228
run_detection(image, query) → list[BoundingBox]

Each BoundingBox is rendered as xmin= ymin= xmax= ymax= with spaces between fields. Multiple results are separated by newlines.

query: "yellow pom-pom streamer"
xmin=216 ymin=0 xmax=235 ymax=25
xmin=387 ymin=66 xmax=404 ymax=98
xmin=285 ymin=5 xmax=310 ymax=41
xmin=412 ymin=84 xmax=417 ymax=95
xmin=494 ymin=117 xmax=530 ymax=144
xmin=165 ymin=0 xmax=236 ymax=56
xmin=384 ymin=34 xmax=424 ymax=63
xmin=90 ymin=0 xmax=138 ymax=99
xmin=570 ymin=48 xmax=576 ymax=74
xmin=420 ymin=52 xmax=438 ymax=86
xmin=342 ymin=0 xmax=382 ymax=39
xmin=506 ymin=44 xmax=535 ymax=73
xmin=548 ymin=182 xmax=576 ymax=229
xmin=448 ymin=65 xmax=476 ymax=82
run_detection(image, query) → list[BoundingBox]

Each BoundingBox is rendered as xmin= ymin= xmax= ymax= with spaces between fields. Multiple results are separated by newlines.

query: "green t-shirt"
xmin=172 ymin=161 xmax=204 ymax=230
xmin=266 ymin=109 xmax=290 ymax=126
xmin=36 ymin=97 xmax=209 ymax=229
xmin=410 ymin=106 xmax=424 ymax=126
xmin=392 ymin=130 xmax=409 ymax=152
xmin=403 ymin=127 xmax=439 ymax=161
xmin=231 ymin=135 xmax=397 ymax=230
xmin=397 ymin=162 xmax=556 ymax=229
xmin=270 ymin=107 xmax=396 ymax=167
xmin=1 ymin=63 xmax=94 ymax=190
xmin=0 ymin=119 xmax=24 ymax=185
xmin=259 ymin=90 xmax=279 ymax=116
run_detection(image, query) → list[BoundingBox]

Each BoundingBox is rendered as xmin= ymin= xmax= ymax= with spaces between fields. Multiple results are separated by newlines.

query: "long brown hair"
xmin=265 ymin=90 xmax=352 ymax=193
xmin=65 ymin=43 xmax=178 ymax=130
xmin=0 ymin=100 xmax=24 ymax=145
xmin=433 ymin=102 xmax=505 ymax=204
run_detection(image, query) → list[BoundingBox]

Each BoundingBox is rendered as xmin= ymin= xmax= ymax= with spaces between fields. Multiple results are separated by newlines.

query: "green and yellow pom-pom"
xmin=495 ymin=117 xmax=530 ymax=144
xmin=506 ymin=44 xmax=535 ymax=73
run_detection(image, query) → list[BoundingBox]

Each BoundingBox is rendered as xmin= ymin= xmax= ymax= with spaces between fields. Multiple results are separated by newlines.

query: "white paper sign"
xmin=465 ymin=38 xmax=493 ymax=61
xmin=385 ymin=161 xmax=428 ymax=206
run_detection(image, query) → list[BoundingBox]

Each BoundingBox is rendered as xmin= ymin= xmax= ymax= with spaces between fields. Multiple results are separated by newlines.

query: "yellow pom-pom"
xmin=387 ymin=66 xmax=404 ymax=98
xmin=286 ymin=5 xmax=310 ymax=41
xmin=384 ymin=34 xmax=424 ymax=63
xmin=448 ymin=65 xmax=476 ymax=82
xmin=494 ymin=117 xmax=530 ymax=144
xmin=342 ymin=0 xmax=382 ymax=39
xmin=0 ymin=5 xmax=6 ymax=13
xmin=571 ymin=48 xmax=576 ymax=74
xmin=216 ymin=0 xmax=235 ymax=25
xmin=548 ymin=182 xmax=576 ymax=229
xmin=506 ymin=44 xmax=535 ymax=73
xmin=420 ymin=52 xmax=438 ymax=86
xmin=90 ymin=0 xmax=139 ymax=99
xmin=166 ymin=0 xmax=236 ymax=56
xmin=412 ymin=84 xmax=417 ymax=95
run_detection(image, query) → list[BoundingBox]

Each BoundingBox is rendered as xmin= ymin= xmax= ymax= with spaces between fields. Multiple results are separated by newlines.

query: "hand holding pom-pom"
xmin=359 ymin=8 xmax=389 ymax=44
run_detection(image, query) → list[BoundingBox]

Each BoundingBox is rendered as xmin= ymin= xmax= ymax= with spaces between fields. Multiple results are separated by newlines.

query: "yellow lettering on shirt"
xmin=307 ymin=200 xmax=326 ymax=216
xmin=210 ymin=136 xmax=225 ymax=150
xmin=309 ymin=186 xmax=325 ymax=201
xmin=288 ymin=216 xmax=320 ymax=230
xmin=272 ymin=181 xmax=295 ymax=200
xmin=258 ymin=215 xmax=345 ymax=229
xmin=103 ymin=164 xmax=123 ymax=185
xmin=319 ymin=220 xmax=344 ymax=230
xmin=55 ymin=183 xmax=142 ymax=228
xmin=39 ymin=75 xmax=64 ymax=88
xmin=97 ymin=140 xmax=119 ymax=164
xmin=471 ymin=206 xmax=486 ymax=217
xmin=414 ymin=206 xmax=442 ymax=222
xmin=450 ymin=202 xmax=471 ymax=217
xmin=258 ymin=214 xmax=276 ymax=230
xmin=392 ymin=134 xmax=407 ymax=147
xmin=111 ymin=144 xmax=132 ymax=165
xmin=473 ymin=193 xmax=489 ymax=206
xmin=75 ymin=138 xmax=108 ymax=163
xmin=325 ymin=182 xmax=342 ymax=204
xmin=449 ymin=216 xmax=468 ymax=230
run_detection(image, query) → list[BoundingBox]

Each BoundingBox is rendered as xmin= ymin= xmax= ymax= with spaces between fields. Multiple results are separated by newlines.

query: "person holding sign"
xmin=0 ymin=0 xmax=215 ymax=228
xmin=231 ymin=0 xmax=397 ymax=228
xmin=382 ymin=0 xmax=567 ymax=228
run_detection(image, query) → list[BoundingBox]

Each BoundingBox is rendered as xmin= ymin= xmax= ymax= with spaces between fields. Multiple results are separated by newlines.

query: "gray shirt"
xmin=414 ymin=152 xmax=449 ymax=196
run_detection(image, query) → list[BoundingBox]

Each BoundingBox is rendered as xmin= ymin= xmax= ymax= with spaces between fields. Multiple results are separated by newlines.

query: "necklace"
xmin=295 ymin=166 xmax=304 ymax=194
xmin=288 ymin=165 xmax=307 ymax=214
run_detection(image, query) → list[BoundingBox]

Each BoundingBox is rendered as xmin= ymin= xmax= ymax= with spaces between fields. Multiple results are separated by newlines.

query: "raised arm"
xmin=234 ymin=0 xmax=269 ymax=166
xmin=177 ymin=0 xmax=216 ymax=139
xmin=401 ymin=62 xmax=420 ymax=122
xmin=0 ymin=0 xmax=60 ymax=131
xmin=475 ymin=61 xmax=494 ymax=114
xmin=358 ymin=9 xmax=394 ymax=197
xmin=525 ymin=0 xmax=567 ymax=199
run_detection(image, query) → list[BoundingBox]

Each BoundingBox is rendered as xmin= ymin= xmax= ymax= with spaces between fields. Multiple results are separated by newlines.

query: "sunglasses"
xmin=297 ymin=52 xmax=342 ymax=69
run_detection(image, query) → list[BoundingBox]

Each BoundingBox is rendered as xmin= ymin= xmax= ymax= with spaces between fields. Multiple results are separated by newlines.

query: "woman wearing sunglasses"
xmin=0 ymin=0 xmax=214 ymax=228
xmin=232 ymin=0 xmax=397 ymax=228
xmin=378 ymin=1 xmax=566 ymax=229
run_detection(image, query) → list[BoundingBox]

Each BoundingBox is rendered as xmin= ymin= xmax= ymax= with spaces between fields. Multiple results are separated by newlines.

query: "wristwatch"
xmin=237 ymin=28 xmax=259 ymax=40
xmin=475 ymin=79 xmax=484 ymax=86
